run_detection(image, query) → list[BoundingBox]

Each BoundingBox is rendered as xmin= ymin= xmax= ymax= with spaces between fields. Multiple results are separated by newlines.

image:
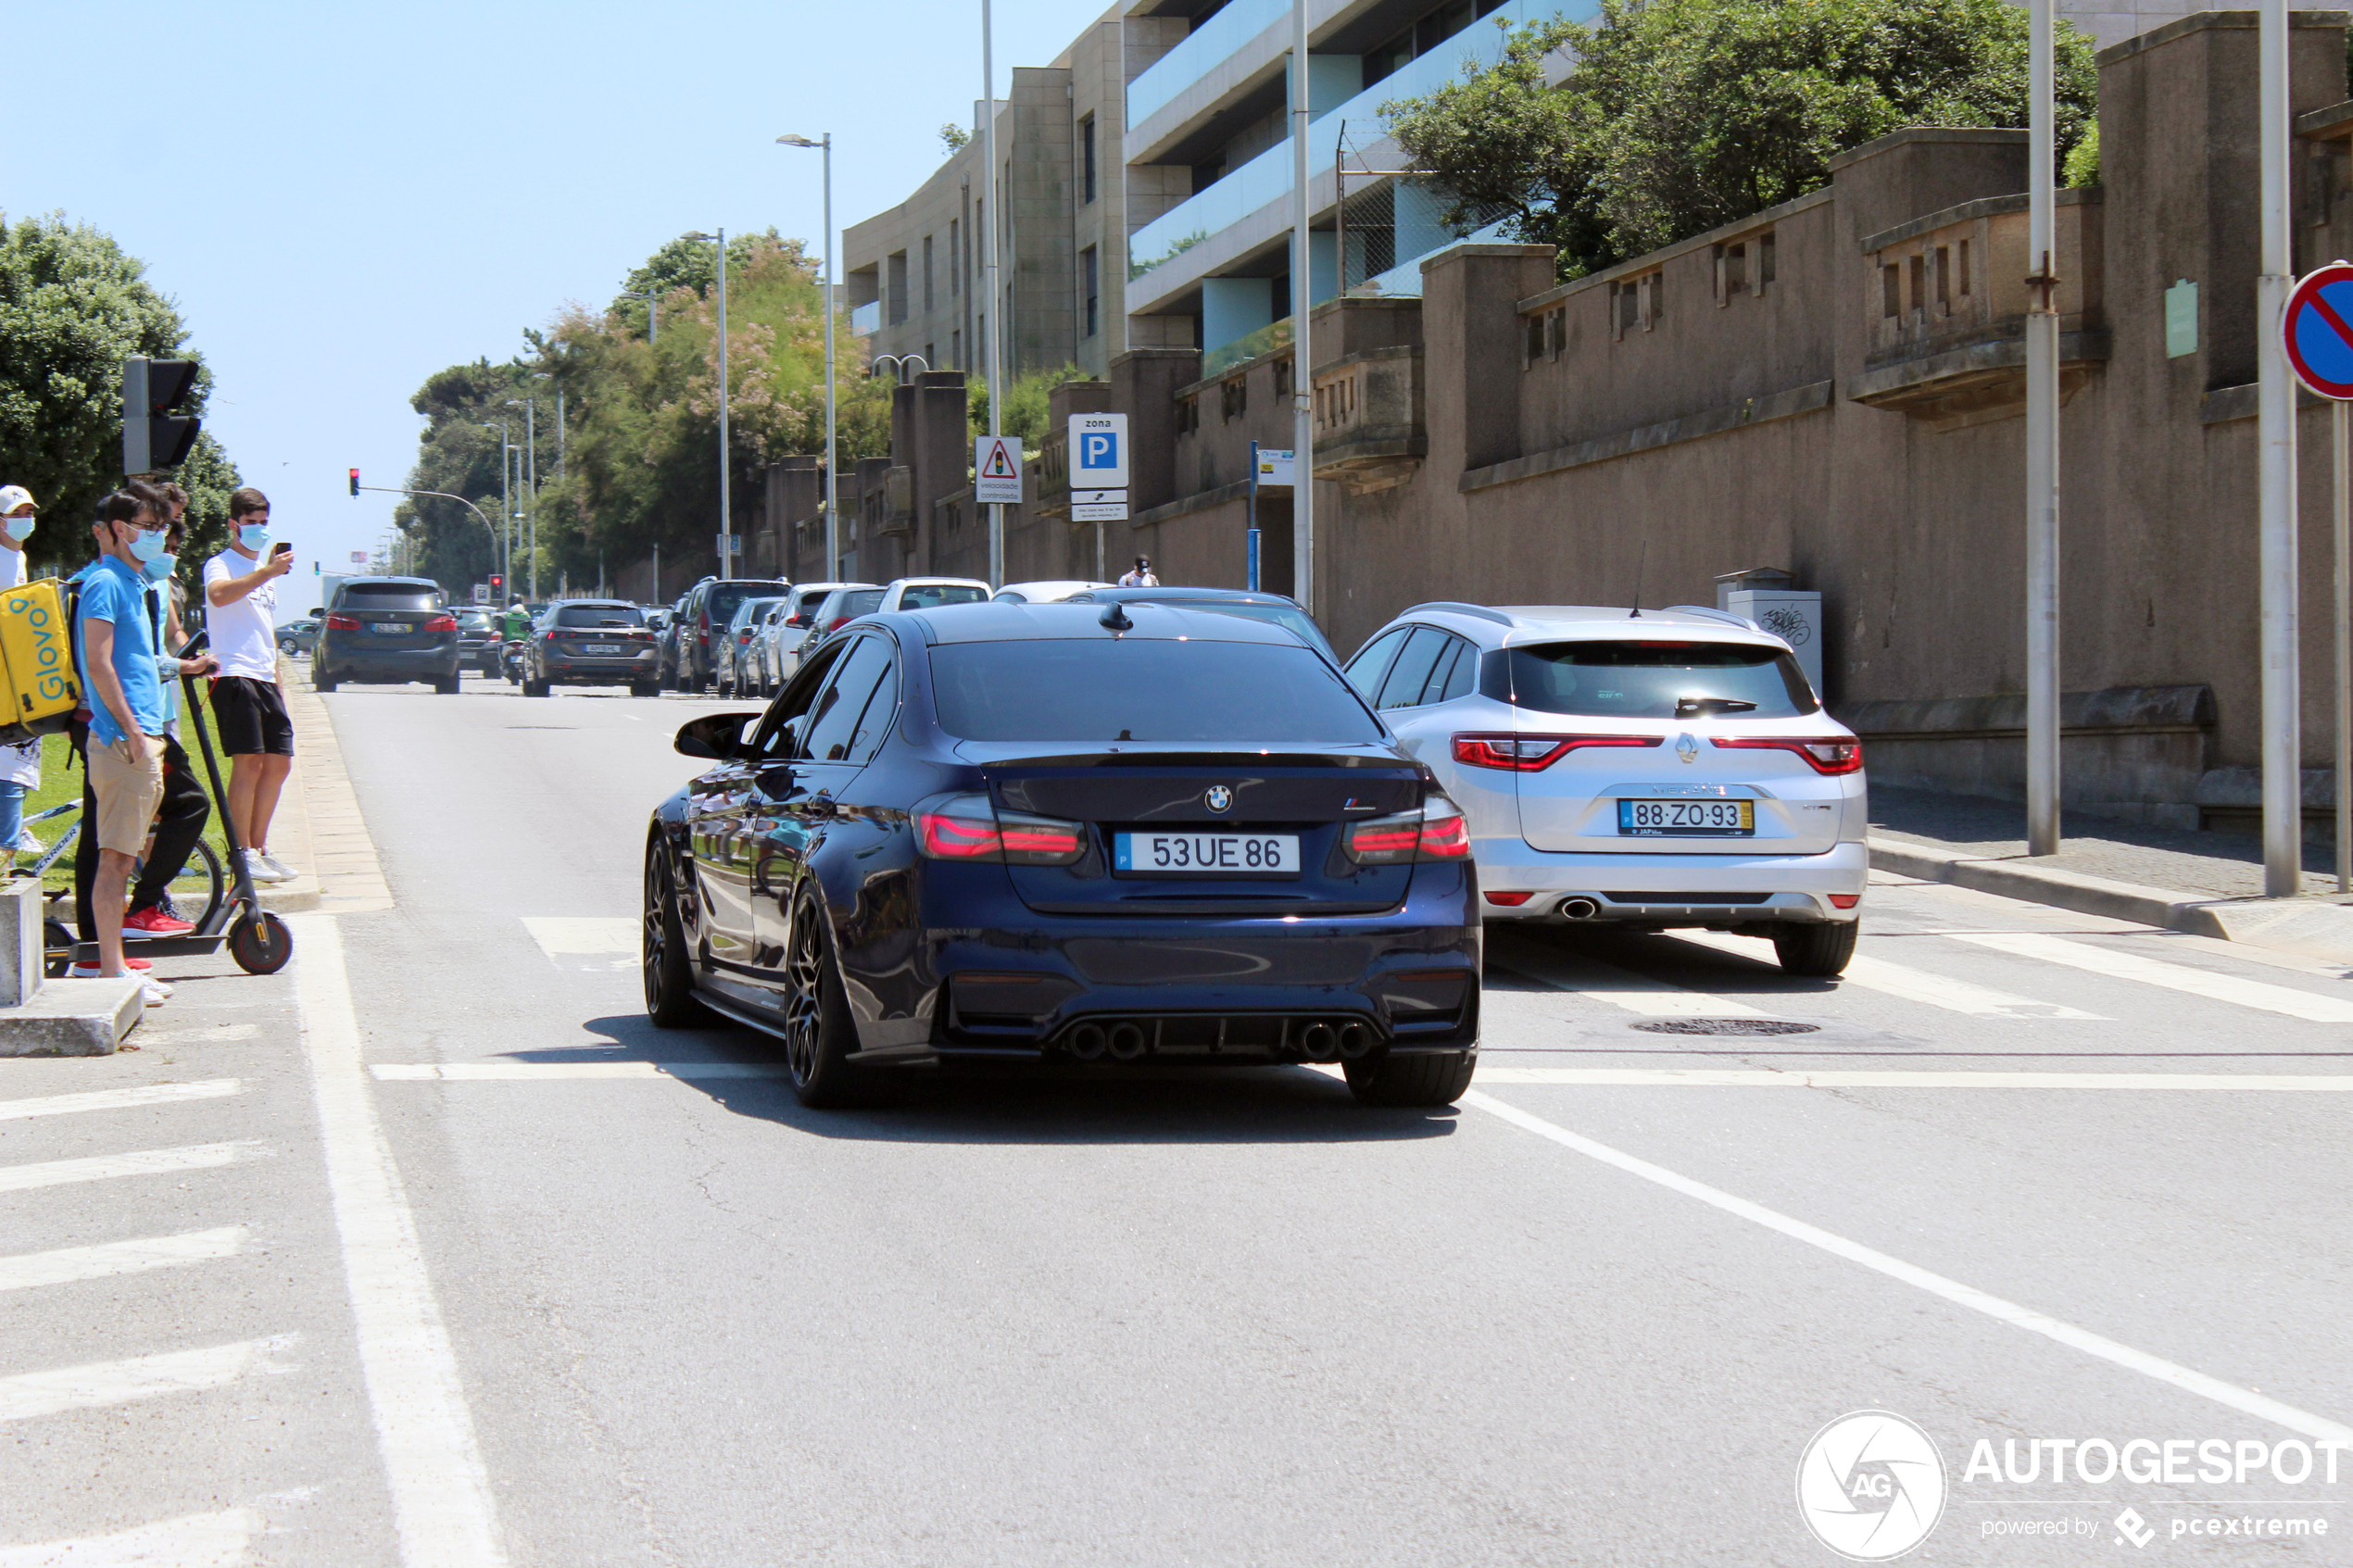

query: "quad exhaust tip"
xmin=1106 ymin=1022 xmax=1149 ymax=1060
xmin=1067 ymin=1023 xmax=1108 ymax=1061
xmin=1056 ymin=1018 xmax=1381 ymax=1063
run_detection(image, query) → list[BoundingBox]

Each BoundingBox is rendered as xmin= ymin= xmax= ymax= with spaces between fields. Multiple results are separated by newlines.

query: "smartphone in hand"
xmin=271 ymin=542 xmax=293 ymax=558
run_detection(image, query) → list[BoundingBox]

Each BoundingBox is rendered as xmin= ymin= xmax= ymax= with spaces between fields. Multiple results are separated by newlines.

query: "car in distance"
xmin=876 ymin=577 xmax=991 ymax=613
xmin=522 ymin=599 xmax=661 ymax=696
xmin=762 ymin=583 xmax=875 ymax=687
xmin=455 ymin=608 xmax=497 ymax=673
xmin=787 ymin=584 xmax=887 ymax=669
xmin=671 ymin=577 xmax=790 ymax=694
xmin=1064 ymin=585 xmax=1340 ymax=664
xmin=311 ymin=577 xmax=462 ymax=694
xmin=714 ymin=596 xmax=788 ymax=697
xmin=992 ymin=580 xmax=1113 ymax=605
xmin=642 ymin=601 xmax=1480 ymax=1110
xmin=1341 ymin=602 xmax=1865 ymax=975
xmin=741 ymin=600 xmax=803 ymax=697
xmin=275 ymin=618 xmax=321 ymax=658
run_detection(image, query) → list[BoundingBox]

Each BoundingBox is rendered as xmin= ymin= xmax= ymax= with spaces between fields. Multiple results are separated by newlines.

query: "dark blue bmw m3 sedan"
xmin=642 ymin=601 xmax=1480 ymax=1108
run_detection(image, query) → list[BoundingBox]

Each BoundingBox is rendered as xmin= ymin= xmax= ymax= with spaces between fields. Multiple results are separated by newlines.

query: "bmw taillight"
xmin=1451 ymin=734 xmax=1661 ymax=771
xmin=1342 ymin=799 xmax=1472 ymax=865
xmin=913 ymin=793 xmax=1087 ymax=866
xmin=325 ymin=613 xmax=360 ymax=631
xmin=1711 ymin=735 xmax=1864 ymax=775
xmin=423 ymin=614 xmax=458 ymax=633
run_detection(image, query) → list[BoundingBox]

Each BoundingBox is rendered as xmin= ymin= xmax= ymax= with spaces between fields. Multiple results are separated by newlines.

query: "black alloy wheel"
xmin=643 ymin=839 xmax=709 ymax=1026
xmin=781 ymin=893 xmax=871 ymax=1108
xmin=1343 ymin=1049 xmax=1477 ymax=1108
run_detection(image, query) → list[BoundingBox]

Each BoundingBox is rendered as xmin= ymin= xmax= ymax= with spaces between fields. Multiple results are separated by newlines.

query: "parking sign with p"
xmin=1070 ymin=413 xmax=1128 ymax=489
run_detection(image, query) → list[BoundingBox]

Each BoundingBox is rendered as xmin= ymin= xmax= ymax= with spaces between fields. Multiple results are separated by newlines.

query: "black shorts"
xmin=210 ymin=676 xmax=294 ymax=757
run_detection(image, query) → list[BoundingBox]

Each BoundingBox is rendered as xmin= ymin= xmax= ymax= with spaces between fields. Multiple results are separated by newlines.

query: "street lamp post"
xmin=688 ymin=230 xmax=731 ymax=579
xmin=777 ymin=133 xmax=839 ymax=583
xmin=506 ymin=398 xmax=537 ymax=599
xmin=981 ymin=0 xmax=1004 ymax=588
xmin=478 ymin=420 xmax=510 ymax=586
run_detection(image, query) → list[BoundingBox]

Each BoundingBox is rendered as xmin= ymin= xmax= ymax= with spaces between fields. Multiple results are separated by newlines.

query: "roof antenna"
xmin=1100 ymin=603 xmax=1133 ymax=632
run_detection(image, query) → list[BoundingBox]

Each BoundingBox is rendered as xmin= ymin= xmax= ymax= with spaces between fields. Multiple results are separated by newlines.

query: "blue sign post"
xmin=1246 ymin=441 xmax=1261 ymax=590
xmin=2284 ymin=259 xmax=2353 ymax=893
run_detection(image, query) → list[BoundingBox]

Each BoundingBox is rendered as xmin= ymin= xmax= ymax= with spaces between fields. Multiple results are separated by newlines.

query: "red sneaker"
xmin=124 ymin=906 xmax=195 ymax=935
xmin=69 ymin=959 xmax=151 ymax=975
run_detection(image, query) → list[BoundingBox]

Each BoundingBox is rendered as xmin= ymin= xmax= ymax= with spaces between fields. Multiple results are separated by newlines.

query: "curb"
xmin=0 ymin=976 xmax=145 ymax=1056
xmin=1869 ymin=835 xmax=2353 ymax=964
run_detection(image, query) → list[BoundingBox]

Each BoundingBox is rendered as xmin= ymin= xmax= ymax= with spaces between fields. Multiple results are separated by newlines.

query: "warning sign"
xmin=975 ymin=435 xmax=1025 ymax=504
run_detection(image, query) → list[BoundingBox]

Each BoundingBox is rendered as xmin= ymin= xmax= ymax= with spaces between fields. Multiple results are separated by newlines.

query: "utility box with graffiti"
xmin=1715 ymin=567 xmax=1823 ymax=700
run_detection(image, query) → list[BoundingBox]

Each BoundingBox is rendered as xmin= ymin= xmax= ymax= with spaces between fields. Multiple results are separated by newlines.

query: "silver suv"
xmin=1342 ymin=602 xmax=1866 ymax=975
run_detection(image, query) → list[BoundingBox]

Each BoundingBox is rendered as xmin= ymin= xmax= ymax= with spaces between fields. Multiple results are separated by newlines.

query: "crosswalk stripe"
xmin=0 ymin=1143 xmax=265 ymax=1194
xmin=0 ymin=1080 xmax=241 ymax=1123
xmin=520 ymin=915 xmax=637 ymax=960
xmin=0 ymin=1227 xmax=246 ymax=1294
xmin=1669 ymin=931 xmax=2109 ymax=1019
xmin=0 ymin=1508 xmax=257 ymax=1568
xmin=1474 ymin=1068 xmax=2353 ymax=1087
xmin=1951 ymin=931 xmax=2353 ymax=1022
xmin=372 ymin=1060 xmax=787 ymax=1080
xmin=1489 ymin=951 xmax=1775 ymax=1019
xmin=0 ymin=1338 xmax=291 ymax=1424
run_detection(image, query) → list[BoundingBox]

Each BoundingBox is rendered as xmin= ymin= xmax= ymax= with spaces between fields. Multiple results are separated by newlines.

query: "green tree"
xmin=0 ymin=211 xmax=241 ymax=573
xmin=967 ymin=363 xmax=1087 ymax=446
xmin=1387 ymin=0 xmax=2097 ymax=279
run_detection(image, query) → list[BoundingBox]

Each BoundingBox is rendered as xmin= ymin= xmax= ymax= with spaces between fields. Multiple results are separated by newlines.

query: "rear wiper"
xmin=1676 ymin=696 xmax=1758 ymax=718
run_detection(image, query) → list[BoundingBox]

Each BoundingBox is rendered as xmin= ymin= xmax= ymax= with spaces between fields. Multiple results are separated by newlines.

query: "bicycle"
xmin=22 ymin=797 xmax=228 ymax=976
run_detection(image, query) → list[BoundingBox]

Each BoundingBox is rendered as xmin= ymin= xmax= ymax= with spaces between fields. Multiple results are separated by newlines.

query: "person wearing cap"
xmin=1117 ymin=556 xmax=1160 ymax=588
xmin=0 ymin=486 xmax=41 ymax=871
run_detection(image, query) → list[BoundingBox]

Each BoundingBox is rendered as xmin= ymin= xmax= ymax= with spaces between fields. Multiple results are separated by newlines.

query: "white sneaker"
xmin=258 ymin=852 xmax=299 ymax=882
xmin=13 ymin=829 xmax=41 ymax=853
xmin=240 ymin=849 xmax=293 ymax=884
xmin=137 ymin=980 xmax=170 ymax=1008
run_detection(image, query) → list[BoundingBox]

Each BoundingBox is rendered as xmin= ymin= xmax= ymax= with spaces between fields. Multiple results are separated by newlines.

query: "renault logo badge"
xmin=1676 ymin=734 xmax=1699 ymax=764
xmin=1204 ymin=785 xmax=1234 ymax=813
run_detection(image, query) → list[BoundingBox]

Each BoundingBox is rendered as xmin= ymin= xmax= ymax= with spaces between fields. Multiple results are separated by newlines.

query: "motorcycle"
xmin=500 ymin=636 xmax=529 ymax=686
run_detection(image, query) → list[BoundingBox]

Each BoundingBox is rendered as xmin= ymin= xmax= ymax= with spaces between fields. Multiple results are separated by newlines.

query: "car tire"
xmin=1344 ymin=1049 xmax=1476 ymax=1108
xmin=642 ymin=837 xmax=710 ymax=1028
xmin=434 ymin=675 xmax=460 ymax=695
xmin=524 ymin=678 xmax=549 ymax=697
xmin=782 ymin=892 xmax=875 ymax=1109
xmin=278 ymin=639 xmax=297 ymax=657
xmin=632 ymin=682 xmax=660 ymax=697
xmin=315 ymin=672 xmax=337 ymax=693
xmin=1773 ymin=920 xmax=1858 ymax=977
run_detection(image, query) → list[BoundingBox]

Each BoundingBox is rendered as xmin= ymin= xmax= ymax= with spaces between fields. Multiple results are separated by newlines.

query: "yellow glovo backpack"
xmin=0 ymin=579 xmax=82 ymax=746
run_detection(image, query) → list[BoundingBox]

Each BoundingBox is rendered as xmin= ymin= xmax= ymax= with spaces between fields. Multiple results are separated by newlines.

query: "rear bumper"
xmin=1469 ymin=837 xmax=1868 ymax=924
xmin=542 ymin=652 xmax=657 ymax=684
xmin=317 ymin=642 xmax=458 ymax=679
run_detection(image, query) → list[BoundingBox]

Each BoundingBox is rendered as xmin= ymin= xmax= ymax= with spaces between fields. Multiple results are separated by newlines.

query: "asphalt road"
xmin=6 ymin=671 xmax=2351 ymax=1565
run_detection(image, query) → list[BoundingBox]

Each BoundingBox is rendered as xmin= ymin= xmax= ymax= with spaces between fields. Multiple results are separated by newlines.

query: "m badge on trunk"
xmin=1203 ymin=785 xmax=1234 ymax=813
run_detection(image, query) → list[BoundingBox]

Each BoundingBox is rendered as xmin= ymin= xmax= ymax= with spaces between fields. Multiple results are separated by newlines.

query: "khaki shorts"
xmin=88 ymin=733 xmax=166 ymax=856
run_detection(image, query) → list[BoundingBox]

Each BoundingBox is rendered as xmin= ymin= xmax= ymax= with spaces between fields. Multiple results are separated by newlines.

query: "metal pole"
xmin=1248 ymin=439 xmax=1261 ymax=589
xmin=1290 ymin=0 xmax=1314 ymax=614
xmin=824 ymin=134 xmax=840 ymax=583
xmin=525 ymin=399 xmax=538 ymax=600
xmin=2336 ymin=396 xmax=2349 ymax=893
xmin=983 ymin=0 xmax=1004 ymax=588
xmin=2259 ymin=0 xmax=2303 ymax=897
xmin=718 ymin=227 xmax=732 ymax=582
xmin=556 ymin=391 xmax=566 ymax=480
xmin=496 ymin=425 xmax=510 ymax=586
xmin=646 ymin=285 xmax=659 ymax=345
xmin=2024 ymin=0 xmax=2061 ymax=856
xmin=653 ymin=543 xmax=661 ymax=605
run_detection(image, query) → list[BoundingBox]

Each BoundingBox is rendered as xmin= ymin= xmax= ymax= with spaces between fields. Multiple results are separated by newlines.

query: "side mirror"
xmin=309 ymin=607 xmax=324 ymax=617
xmin=776 ymin=714 xmax=807 ymax=759
xmin=673 ymin=711 xmax=759 ymax=761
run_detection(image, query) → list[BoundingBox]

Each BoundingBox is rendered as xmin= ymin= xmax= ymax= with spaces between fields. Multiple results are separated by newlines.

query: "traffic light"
xmin=120 ymin=358 xmax=201 ymax=473
xmin=349 ymin=469 xmax=359 ymax=496
xmin=489 ymin=573 xmax=503 ymax=597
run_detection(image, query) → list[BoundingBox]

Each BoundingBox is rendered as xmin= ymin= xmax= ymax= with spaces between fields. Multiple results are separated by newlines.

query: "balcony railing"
xmin=1126 ymin=0 xmax=1292 ymax=132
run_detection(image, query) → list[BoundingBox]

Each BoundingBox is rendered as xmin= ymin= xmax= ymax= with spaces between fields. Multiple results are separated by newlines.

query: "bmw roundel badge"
xmin=1204 ymin=785 xmax=1234 ymax=813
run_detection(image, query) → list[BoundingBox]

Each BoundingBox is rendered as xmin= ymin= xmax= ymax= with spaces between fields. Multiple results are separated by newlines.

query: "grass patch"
xmin=21 ymin=725 xmax=238 ymax=903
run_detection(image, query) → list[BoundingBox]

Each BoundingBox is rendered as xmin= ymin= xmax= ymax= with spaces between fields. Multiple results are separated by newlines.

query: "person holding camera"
xmin=203 ymin=487 xmax=297 ymax=885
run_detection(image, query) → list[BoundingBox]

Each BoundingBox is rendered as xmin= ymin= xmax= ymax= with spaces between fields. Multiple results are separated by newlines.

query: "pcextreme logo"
xmin=1797 ymin=1410 xmax=1948 ymax=1561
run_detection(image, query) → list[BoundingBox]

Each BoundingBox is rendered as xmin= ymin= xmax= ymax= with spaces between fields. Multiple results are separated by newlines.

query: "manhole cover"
xmin=1631 ymin=1019 xmax=1821 ymax=1037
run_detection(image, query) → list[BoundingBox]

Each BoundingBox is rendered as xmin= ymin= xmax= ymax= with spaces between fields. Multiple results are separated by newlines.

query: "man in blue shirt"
xmin=78 ymin=487 xmax=174 ymax=1000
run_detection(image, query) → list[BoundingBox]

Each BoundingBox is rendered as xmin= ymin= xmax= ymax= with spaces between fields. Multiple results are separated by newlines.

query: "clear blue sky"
xmin=6 ymin=0 xmax=1106 ymax=602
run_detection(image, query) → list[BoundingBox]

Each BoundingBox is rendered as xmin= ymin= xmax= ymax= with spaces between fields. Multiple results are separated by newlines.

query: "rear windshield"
xmin=929 ymin=639 xmax=1384 ymax=743
xmin=702 ymin=583 xmax=788 ymax=624
xmin=1507 ymin=640 xmax=1818 ymax=719
xmin=458 ymin=610 xmax=491 ymax=628
xmin=834 ymin=590 xmax=885 ymax=620
xmin=900 ymin=583 xmax=988 ymax=608
xmin=729 ymin=598 xmax=784 ymax=628
xmin=337 ymin=584 xmax=444 ymax=611
xmin=1138 ymin=598 xmax=1331 ymax=657
xmin=555 ymin=605 xmax=646 ymax=629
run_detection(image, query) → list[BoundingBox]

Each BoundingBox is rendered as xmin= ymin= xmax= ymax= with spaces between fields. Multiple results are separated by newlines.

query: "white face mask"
xmin=2 ymin=515 xmax=31 ymax=543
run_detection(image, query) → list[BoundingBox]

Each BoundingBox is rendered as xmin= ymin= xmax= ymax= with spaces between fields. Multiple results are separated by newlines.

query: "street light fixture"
xmin=504 ymin=398 xmax=537 ymax=599
xmin=777 ymin=132 xmax=839 ymax=582
xmin=874 ymin=353 xmax=931 ymax=385
xmin=686 ymin=229 xmax=732 ymax=579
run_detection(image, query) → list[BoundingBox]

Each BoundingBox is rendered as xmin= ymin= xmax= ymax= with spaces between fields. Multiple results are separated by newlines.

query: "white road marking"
xmin=1462 ymin=1090 xmax=2353 ymax=1443
xmin=0 ymin=1338 xmax=294 ymax=1424
xmin=1951 ymin=931 xmax=2353 ymax=1022
xmin=0 ymin=1143 xmax=265 ymax=1194
xmin=135 ymin=1023 xmax=262 ymax=1045
xmin=287 ymin=913 xmax=507 ymax=1568
xmin=0 ymin=1080 xmax=241 ymax=1123
xmin=1475 ymin=1068 xmax=2353 ymax=1088
xmin=1669 ymin=931 xmax=2108 ymax=1019
xmin=520 ymin=916 xmax=637 ymax=960
xmin=372 ymin=1061 xmax=786 ymax=1080
xmin=1491 ymin=950 xmax=1774 ymax=1018
xmin=0 ymin=1227 xmax=245 ymax=1294
xmin=0 ymin=1508 xmax=256 ymax=1568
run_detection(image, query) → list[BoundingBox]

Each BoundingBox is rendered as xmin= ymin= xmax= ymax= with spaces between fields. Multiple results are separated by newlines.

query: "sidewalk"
xmin=276 ymin=664 xmax=392 ymax=917
xmin=1869 ymin=785 xmax=2353 ymax=963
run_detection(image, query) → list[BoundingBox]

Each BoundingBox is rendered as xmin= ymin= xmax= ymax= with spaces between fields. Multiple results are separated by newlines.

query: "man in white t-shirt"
xmin=1117 ymin=556 xmax=1160 ymax=587
xmin=202 ymin=487 xmax=298 ymax=884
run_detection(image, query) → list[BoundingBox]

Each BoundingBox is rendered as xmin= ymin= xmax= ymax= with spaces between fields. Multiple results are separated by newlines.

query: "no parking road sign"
xmin=2284 ymin=261 xmax=2353 ymax=399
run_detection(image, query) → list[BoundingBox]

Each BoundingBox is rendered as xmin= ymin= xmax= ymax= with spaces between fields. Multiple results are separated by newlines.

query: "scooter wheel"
xmin=227 ymin=911 xmax=294 ymax=975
